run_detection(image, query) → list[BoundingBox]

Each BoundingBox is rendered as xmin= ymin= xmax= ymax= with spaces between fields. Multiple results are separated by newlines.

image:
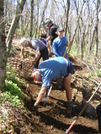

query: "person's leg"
xmin=41 ymin=47 xmax=49 ymax=61
xmin=64 ymin=73 xmax=72 ymax=100
xmin=64 ymin=73 xmax=73 ymax=114
xmin=47 ymin=41 xmax=52 ymax=55
xmin=96 ymin=103 xmax=101 ymax=133
xmin=34 ymin=56 xmax=41 ymax=68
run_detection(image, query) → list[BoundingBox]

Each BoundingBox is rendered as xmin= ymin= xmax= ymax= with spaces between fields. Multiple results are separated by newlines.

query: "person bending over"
xmin=19 ymin=37 xmax=49 ymax=69
xmin=32 ymin=56 xmax=75 ymax=114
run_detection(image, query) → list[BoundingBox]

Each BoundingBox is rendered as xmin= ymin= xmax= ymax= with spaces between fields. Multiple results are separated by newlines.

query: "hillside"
xmin=0 ymin=39 xmax=101 ymax=134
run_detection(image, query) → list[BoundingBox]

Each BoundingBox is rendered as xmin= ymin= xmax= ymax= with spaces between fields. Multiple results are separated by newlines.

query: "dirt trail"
xmin=7 ymin=39 xmax=100 ymax=134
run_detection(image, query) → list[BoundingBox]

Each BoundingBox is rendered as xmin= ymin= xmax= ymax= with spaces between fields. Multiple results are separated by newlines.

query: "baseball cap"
xmin=45 ymin=19 xmax=51 ymax=26
xmin=55 ymin=26 xmax=64 ymax=34
xmin=32 ymin=70 xmax=40 ymax=83
xmin=41 ymin=21 xmax=45 ymax=25
xmin=19 ymin=37 xmax=28 ymax=47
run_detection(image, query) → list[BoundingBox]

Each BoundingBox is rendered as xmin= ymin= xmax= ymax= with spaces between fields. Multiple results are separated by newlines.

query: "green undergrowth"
xmin=0 ymin=65 xmax=25 ymax=107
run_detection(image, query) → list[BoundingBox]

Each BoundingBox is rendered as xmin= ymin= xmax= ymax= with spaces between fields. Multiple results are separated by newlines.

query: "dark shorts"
xmin=34 ymin=47 xmax=49 ymax=68
xmin=64 ymin=60 xmax=75 ymax=77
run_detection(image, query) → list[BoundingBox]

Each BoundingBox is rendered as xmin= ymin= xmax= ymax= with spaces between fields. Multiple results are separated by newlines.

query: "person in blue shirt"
xmin=52 ymin=26 xmax=68 ymax=58
xmin=52 ymin=26 xmax=68 ymax=88
xmin=32 ymin=56 xmax=75 ymax=114
xmin=19 ymin=37 xmax=49 ymax=69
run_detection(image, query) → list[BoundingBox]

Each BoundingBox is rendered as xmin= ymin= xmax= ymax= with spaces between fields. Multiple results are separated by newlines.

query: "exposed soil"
xmin=5 ymin=39 xmax=101 ymax=134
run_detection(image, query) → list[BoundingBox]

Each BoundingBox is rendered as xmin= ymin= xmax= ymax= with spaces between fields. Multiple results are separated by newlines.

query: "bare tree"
xmin=94 ymin=0 xmax=99 ymax=58
xmin=0 ymin=0 xmax=7 ymax=88
xmin=65 ymin=0 xmax=70 ymax=37
xmin=40 ymin=0 xmax=49 ymax=24
xmin=30 ymin=0 xmax=34 ymax=37
xmin=6 ymin=0 xmax=26 ymax=56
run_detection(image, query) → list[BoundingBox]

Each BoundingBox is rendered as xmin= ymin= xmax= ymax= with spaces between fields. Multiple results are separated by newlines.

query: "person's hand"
xmin=32 ymin=60 xmax=36 ymax=65
xmin=19 ymin=53 xmax=23 ymax=59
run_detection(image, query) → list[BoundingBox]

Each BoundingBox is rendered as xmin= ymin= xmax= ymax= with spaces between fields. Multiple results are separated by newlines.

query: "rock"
xmin=72 ymin=88 xmax=83 ymax=105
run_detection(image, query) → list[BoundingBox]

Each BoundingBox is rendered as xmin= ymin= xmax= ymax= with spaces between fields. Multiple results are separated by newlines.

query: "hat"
xmin=32 ymin=70 xmax=40 ymax=82
xmin=41 ymin=21 xmax=45 ymax=25
xmin=45 ymin=19 xmax=51 ymax=26
xmin=56 ymin=26 xmax=64 ymax=33
xmin=19 ymin=37 xmax=28 ymax=47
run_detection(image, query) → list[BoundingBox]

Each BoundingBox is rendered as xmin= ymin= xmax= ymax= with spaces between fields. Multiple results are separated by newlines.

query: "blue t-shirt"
xmin=38 ymin=57 xmax=74 ymax=87
xmin=52 ymin=36 xmax=67 ymax=57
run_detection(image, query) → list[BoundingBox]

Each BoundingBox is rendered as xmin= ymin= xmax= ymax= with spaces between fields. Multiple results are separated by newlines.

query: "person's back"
xmin=39 ymin=57 xmax=74 ymax=87
xmin=49 ymin=23 xmax=58 ymax=43
xmin=32 ymin=56 xmax=75 ymax=114
xmin=19 ymin=37 xmax=49 ymax=69
xmin=30 ymin=38 xmax=47 ymax=50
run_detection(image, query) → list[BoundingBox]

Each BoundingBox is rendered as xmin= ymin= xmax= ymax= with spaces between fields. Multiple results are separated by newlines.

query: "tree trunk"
xmin=30 ymin=0 xmax=34 ymax=38
xmin=0 ymin=0 xmax=7 ymax=88
xmin=65 ymin=0 xmax=70 ymax=37
xmin=6 ymin=0 xmax=26 ymax=56
xmin=94 ymin=0 xmax=99 ymax=58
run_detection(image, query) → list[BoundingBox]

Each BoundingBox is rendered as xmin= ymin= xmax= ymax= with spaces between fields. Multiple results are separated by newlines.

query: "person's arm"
xmin=40 ymin=28 xmax=42 ymax=36
xmin=66 ymin=41 xmax=69 ymax=47
xmin=34 ymin=86 xmax=48 ymax=106
xmin=40 ymin=27 xmax=47 ymax=37
xmin=47 ymin=35 xmax=53 ymax=42
xmin=33 ymin=49 xmax=40 ymax=65
xmin=20 ymin=47 xmax=24 ymax=58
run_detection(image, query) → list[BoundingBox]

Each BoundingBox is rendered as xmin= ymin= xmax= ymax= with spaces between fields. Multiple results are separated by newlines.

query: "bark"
xmin=80 ymin=27 xmax=85 ymax=60
xmin=94 ymin=0 xmax=99 ymax=58
xmin=40 ymin=0 xmax=48 ymax=27
xmin=0 ymin=0 xmax=7 ymax=88
xmin=68 ymin=1 xmax=84 ymax=54
xmin=30 ymin=0 xmax=34 ymax=38
xmin=6 ymin=0 xmax=26 ymax=56
xmin=65 ymin=0 xmax=70 ymax=37
xmin=34 ymin=0 xmax=40 ymax=38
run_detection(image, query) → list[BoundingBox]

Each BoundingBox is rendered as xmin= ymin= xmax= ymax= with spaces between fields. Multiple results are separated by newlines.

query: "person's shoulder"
xmin=38 ymin=39 xmax=46 ymax=45
xmin=40 ymin=27 xmax=42 ymax=31
xmin=51 ymin=24 xmax=58 ymax=29
xmin=53 ymin=37 xmax=59 ymax=43
xmin=62 ymin=36 xmax=67 ymax=39
xmin=62 ymin=36 xmax=67 ymax=40
xmin=31 ymin=38 xmax=36 ymax=41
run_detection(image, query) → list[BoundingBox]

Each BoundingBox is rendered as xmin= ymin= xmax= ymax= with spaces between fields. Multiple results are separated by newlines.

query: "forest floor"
xmin=0 ymin=39 xmax=101 ymax=134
